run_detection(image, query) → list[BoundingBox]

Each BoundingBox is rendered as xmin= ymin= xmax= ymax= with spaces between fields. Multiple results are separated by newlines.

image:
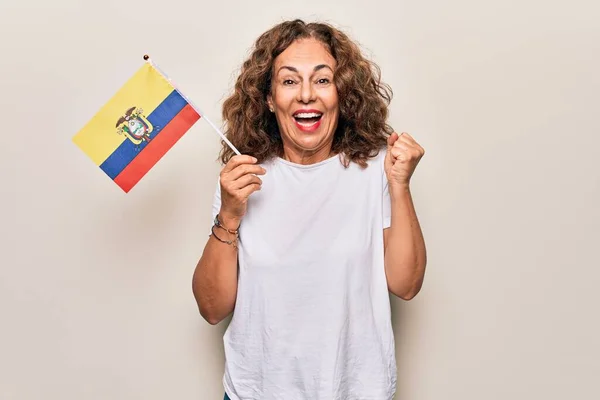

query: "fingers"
xmin=218 ymin=154 xmax=265 ymax=219
xmin=398 ymin=133 xmax=425 ymax=153
xmin=220 ymin=154 xmax=266 ymax=196
xmin=391 ymin=145 xmax=408 ymax=160
xmin=388 ymin=132 xmax=417 ymax=149
xmin=393 ymin=132 xmax=413 ymax=147
xmin=225 ymin=181 xmax=261 ymax=204
xmin=231 ymin=173 xmax=263 ymax=190
xmin=222 ymin=155 xmax=258 ymax=173
xmin=389 ymin=132 xmax=425 ymax=159
xmin=227 ymin=164 xmax=266 ymax=181
xmin=390 ymin=132 xmax=409 ymax=160
xmin=237 ymin=182 xmax=262 ymax=199
xmin=220 ymin=155 xmax=265 ymax=180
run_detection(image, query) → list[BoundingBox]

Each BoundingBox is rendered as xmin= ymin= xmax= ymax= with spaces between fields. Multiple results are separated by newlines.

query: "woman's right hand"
xmin=218 ymin=155 xmax=266 ymax=227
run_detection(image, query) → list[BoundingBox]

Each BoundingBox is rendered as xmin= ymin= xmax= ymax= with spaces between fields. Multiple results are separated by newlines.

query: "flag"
xmin=72 ymin=61 xmax=201 ymax=192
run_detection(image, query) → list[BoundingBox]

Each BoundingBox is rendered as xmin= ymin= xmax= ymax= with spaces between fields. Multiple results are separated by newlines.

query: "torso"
xmin=212 ymin=149 xmax=396 ymax=400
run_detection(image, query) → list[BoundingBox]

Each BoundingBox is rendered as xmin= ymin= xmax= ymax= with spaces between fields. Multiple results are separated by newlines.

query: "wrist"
xmin=217 ymin=211 xmax=242 ymax=230
xmin=389 ymin=182 xmax=411 ymax=198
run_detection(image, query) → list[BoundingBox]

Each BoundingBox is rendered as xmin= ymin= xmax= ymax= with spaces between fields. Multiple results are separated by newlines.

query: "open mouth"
xmin=293 ymin=111 xmax=323 ymax=130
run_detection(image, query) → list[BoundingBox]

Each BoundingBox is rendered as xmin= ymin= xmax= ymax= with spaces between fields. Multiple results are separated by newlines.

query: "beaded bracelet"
xmin=214 ymin=214 xmax=239 ymax=235
xmin=210 ymin=224 xmax=238 ymax=249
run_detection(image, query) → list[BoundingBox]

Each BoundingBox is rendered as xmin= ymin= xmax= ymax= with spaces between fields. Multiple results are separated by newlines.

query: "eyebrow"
xmin=277 ymin=64 xmax=333 ymax=74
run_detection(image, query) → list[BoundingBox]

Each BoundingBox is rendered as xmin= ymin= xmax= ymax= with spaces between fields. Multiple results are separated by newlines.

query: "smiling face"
xmin=267 ymin=38 xmax=340 ymax=164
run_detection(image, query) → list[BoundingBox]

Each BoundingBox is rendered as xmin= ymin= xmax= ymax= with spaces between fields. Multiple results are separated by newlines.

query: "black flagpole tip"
xmin=143 ymin=54 xmax=149 ymax=60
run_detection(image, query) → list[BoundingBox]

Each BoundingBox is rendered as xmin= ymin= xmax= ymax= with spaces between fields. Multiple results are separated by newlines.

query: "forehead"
xmin=274 ymin=38 xmax=336 ymax=71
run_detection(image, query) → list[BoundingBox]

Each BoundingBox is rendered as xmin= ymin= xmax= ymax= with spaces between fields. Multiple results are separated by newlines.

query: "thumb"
xmin=385 ymin=132 xmax=399 ymax=170
xmin=387 ymin=132 xmax=399 ymax=148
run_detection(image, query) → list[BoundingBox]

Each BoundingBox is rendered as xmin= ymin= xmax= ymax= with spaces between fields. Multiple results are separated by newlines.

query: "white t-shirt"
xmin=211 ymin=148 xmax=396 ymax=400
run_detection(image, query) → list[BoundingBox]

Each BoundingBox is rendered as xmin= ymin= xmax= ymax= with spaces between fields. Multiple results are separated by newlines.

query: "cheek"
xmin=272 ymin=89 xmax=295 ymax=108
xmin=325 ymin=103 xmax=339 ymax=120
xmin=324 ymin=91 xmax=339 ymax=114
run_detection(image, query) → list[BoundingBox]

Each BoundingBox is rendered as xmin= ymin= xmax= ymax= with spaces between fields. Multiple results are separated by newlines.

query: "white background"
xmin=1 ymin=0 xmax=598 ymax=399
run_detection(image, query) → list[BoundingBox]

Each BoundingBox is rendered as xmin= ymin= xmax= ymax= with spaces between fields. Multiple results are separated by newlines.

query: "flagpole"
xmin=142 ymin=55 xmax=241 ymax=156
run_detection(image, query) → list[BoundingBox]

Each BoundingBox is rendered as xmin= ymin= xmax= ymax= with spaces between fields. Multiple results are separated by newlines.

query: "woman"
xmin=192 ymin=19 xmax=427 ymax=400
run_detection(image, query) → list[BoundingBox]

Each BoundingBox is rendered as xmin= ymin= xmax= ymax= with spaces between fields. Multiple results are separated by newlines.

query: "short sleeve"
xmin=381 ymin=151 xmax=391 ymax=229
xmin=209 ymin=178 xmax=221 ymax=234
xmin=382 ymin=175 xmax=391 ymax=229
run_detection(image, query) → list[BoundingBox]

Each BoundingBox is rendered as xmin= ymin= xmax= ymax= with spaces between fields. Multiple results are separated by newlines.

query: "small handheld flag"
xmin=72 ymin=55 xmax=240 ymax=193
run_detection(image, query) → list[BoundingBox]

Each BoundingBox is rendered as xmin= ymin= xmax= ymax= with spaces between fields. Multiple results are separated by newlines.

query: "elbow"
xmin=386 ymin=259 xmax=427 ymax=301
xmin=203 ymin=315 xmax=223 ymax=326
xmin=192 ymin=289 xmax=227 ymax=325
xmin=192 ymin=274 xmax=230 ymax=325
xmin=192 ymin=294 xmax=234 ymax=326
xmin=198 ymin=305 xmax=227 ymax=325
xmin=388 ymin=276 xmax=424 ymax=301
xmin=391 ymin=284 xmax=421 ymax=301
xmin=195 ymin=291 xmax=234 ymax=325
xmin=400 ymin=288 xmax=421 ymax=301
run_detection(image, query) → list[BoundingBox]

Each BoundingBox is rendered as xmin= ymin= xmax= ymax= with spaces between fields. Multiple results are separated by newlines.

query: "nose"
xmin=297 ymin=80 xmax=316 ymax=104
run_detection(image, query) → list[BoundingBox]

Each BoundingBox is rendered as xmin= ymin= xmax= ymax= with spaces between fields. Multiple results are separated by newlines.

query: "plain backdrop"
xmin=1 ymin=0 xmax=598 ymax=399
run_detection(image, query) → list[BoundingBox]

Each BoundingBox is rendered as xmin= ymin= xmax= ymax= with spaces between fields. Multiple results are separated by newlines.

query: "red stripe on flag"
xmin=114 ymin=104 xmax=200 ymax=192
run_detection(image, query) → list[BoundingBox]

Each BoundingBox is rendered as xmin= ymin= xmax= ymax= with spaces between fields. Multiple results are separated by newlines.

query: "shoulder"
xmin=336 ymin=148 xmax=387 ymax=187
xmin=371 ymin=146 xmax=388 ymax=165
xmin=356 ymin=146 xmax=388 ymax=171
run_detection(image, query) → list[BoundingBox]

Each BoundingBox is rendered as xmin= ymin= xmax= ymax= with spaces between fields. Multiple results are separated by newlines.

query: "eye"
xmin=283 ymin=79 xmax=295 ymax=85
xmin=317 ymin=78 xmax=331 ymax=84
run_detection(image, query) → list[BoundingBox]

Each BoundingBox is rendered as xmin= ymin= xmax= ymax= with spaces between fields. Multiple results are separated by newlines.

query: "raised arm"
xmin=383 ymin=132 xmax=427 ymax=300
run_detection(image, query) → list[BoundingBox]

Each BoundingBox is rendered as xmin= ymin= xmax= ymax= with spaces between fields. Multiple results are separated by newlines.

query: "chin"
xmin=294 ymin=135 xmax=331 ymax=151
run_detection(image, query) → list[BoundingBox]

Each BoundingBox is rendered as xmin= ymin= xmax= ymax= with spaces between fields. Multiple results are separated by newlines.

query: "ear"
xmin=266 ymin=94 xmax=274 ymax=112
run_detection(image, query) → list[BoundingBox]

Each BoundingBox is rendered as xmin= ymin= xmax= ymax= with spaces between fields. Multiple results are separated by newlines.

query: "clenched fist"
xmin=384 ymin=132 xmax=425 ymax=189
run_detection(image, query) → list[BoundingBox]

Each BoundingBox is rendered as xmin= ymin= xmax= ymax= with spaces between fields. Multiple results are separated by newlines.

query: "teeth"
xmin=294 ymin=112 xmax=322 ymax=119
xmin=297 ymin=120 xmax=318 ymax=126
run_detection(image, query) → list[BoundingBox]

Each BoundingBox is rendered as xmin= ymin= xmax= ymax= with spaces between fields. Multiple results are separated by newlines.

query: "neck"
xmin=281 ymin=144 xmax=334 ymax=165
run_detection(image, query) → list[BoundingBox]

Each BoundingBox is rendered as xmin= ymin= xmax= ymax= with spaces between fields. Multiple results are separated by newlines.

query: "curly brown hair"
xmin=219 ymin=19 xmax=394 ymax=168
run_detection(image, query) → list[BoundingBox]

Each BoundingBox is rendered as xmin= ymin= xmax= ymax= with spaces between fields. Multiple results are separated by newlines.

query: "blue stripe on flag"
xmin=100 ymin=90 xmax=188 ymax=179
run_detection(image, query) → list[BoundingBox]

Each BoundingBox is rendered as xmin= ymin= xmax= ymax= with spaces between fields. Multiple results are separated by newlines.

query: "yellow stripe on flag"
xmin=72 ymin=63 xmax=175 ymax=165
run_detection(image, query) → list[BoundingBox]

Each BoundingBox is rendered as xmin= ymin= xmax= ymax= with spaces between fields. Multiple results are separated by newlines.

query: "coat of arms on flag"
xmin=72 ymin=57 xmax=201 ymax=193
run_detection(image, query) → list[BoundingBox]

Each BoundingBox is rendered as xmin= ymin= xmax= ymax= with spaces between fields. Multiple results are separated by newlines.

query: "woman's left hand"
xmin=384 ymin=131 xmax=425 ymax=189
